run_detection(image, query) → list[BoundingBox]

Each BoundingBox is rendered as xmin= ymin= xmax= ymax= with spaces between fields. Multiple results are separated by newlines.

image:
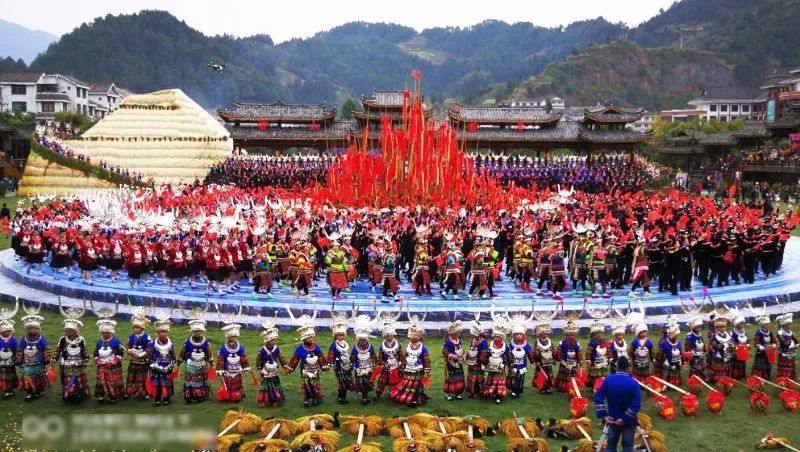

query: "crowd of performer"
xmin=204 ymin=155 xmax=334 ymax=189
xmin=476 ymin=153 xmax=660 ymax=193
xmin=34 ymin=133 xmax=145 ymax=182
xmin=0 ymin=298 xmax=795 ymax=409
xmin=201 ymin=151 xmax=659 ymax=194
xmin=8 ymin=182 xmax=794 ymax=300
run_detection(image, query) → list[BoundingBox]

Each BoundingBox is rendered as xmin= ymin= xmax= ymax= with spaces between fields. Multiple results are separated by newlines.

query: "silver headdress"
xmin=287 ymin=305 xmax=317 ymax=340
xmin=505 ymin=303 xmax=535 ymax=336
xmin=469 ymin=311 xmax=485 ymax=337
xmin=153 ymin=302 xmax=175 ymax=332
xmin=0 ymin=298 xmax=18 ymax=333
xmin=259 ymin=312 xmax=280 ymax=342
xmin=490 ymin=303 xmax=509 ymax=338
xmin=58 ymin=297 xmax=86 ymax=331
xmin=406 ymin=302 xmax=427 ymax=340
xmin=91 ymin=298 xmax=119 ymax=334
xmin=129 ymin=299 xmax=154 ymax=329
xmin=178 ymin=300 xmax=209 ymax=332
xmin=217 ymin=301 xmax=243 ymax=337
xmin=330 ymin=302 xmax=357 ymax=336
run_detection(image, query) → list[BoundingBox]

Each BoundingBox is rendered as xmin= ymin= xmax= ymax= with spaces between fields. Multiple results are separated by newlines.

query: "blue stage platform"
xmin=2 ymin=239 xmax=800 ymax=324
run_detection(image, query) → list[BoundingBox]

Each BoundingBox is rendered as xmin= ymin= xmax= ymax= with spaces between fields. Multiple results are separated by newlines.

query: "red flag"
xmin=411 ymin=70 xmax=422 ymax=80
xmin=47 ymin=366 xmax=56 ymax=383
xmin=535 ymin=370 xmax=548 ymax=390
xmin=207 ymin=367 xmax=217 ymax=381
xmin=728 ymin=184 xmax=737 ymax=198
xmin=169 ymin=367 xmax=180 ymax=380
xmin=421 ymin=376 xmax=430 ymax=388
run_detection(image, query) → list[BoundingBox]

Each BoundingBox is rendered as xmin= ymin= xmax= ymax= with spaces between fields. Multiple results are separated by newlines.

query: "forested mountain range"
xmin=1 ymin=0 xmax=797 ymax=110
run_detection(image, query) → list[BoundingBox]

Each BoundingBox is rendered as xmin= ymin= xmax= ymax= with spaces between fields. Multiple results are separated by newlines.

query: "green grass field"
xmin=0 ymin=194 xmax=18 ymax=251
xmin=0 ymin=301 xmax=797 ymax=451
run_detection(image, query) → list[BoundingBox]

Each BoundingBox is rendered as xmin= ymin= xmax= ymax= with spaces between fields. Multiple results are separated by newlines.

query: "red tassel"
xmin=576 ymin=368 xmax=588 ymax=387
xmin=145 ymin=377 xmax=156 ymax=398
xmin=216 ymin=379 xmax=229 ymax=401
xmin=570 ymin=396 xmax=589 ymax=418
xmin=207 ymin=367 xmax=217 ymax=381
xmin=371 ymin=365 xmax=383 ymax=383
xmin=389 ymin=368 xmax=400 ymax=385
xmin=47 ymin=366 xmax=56 ymax=383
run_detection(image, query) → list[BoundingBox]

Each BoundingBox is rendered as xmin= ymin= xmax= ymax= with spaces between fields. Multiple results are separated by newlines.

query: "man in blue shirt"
xmin=594 ymin=355 xmax=641 ymax=452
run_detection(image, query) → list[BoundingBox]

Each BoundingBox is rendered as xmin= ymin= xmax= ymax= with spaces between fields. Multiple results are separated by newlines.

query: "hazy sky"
xmin=7 ymin=0 xmax=678 ymax=43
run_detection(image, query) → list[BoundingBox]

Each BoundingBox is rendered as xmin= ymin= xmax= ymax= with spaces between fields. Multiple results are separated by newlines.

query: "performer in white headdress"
xmin=125 ymin=305 xmax=152 ymax=399
xmin=147 ymin=309 xmax=176 ymax=405
xmin=555 ymin=319 xmax=582 ymax=392
xmin=328 ymin=308 xmax=355 ymax=405
xmin=92 ymin=301 xmax=125 ymax=403
xmin=777 ymin=313 xmax=797 ymax=380
xmin=215 ymin=304 xmax=249 ymax=403
xmin=751 ymin=313 xmax=775 ymax=380
xmin=284 ymin=309 xmax=329 ymax=408
xmin=374 ymin=304 xmax=402 ymax=400
xmin=53 ymin=300 xmax=89 ymax=403
xmin=351 ymin=314 xmax=377 ymax=405
xmin=483 ymin=310 xmax=509 ymax=404
xmin=465 ymin=315 xmax=487 ymax=398
xmin=0 ymin=301 xmax=19 ymax=399
xmin=256 ymin=317 xmax=286 ymax=408
xmin=177 ymin=305 xmax=212 ymax=404
xmin=390 ymin=309 xmax=430 ymax=407
xmin=442 ymin=318 xmax=465 ymax=401
xmin=684 ymin=316 xmax=707 ymax=380
xmin=18 ymin=303 xmax=50 ymax=401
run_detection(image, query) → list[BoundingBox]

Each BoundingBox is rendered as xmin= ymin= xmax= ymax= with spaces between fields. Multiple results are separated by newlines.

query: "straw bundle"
xmin=239 ymin=438 xmax=290 ymax=452
xmin=295 ymin=414 xmax=336 ymax=430
xmin=219 ymin=410 xmax=262 ymax=434
xmin=216 ymin=434 xmax=243 ymax=452
xmin=506 ymin=437 xmax=550 ymax=452
xmin=260 ymin=418 xmax=302 ymax=438
xmin=386 ymin=418 xmax=423 ymax=439
xmin=339 ymin=415 xmax=384 ymax=436
xmin=290 ymin=430 xmax=340 ymax=452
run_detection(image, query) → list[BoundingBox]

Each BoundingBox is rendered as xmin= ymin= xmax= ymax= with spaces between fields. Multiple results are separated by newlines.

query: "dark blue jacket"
xmin=594 ymin=371 xmax=641 ymax=427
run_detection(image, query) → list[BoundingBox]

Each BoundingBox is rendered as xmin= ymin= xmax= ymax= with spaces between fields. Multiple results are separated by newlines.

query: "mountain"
xmin=510 ymin=41 xmax=738 ymax=110
xmin=29 ymin=10 xmax=625 ymax=107
xmin=505 ymin=0 xmax=800 ymax=109
xmin=25 ymin=1 xmax=800 ymax=110
xmin=0 ymin=19 xmax=58 ymax=64
xmin=630 ymin=0 xmax=800 ymax=86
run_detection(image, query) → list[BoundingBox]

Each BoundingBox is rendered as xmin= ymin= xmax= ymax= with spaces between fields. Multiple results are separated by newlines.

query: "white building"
xmin=88 ymin=82 xmax=129 ymax=118
xmin=0 ymin=72 xmax=44 ymax=114
xmin=687 ymin=86 xmax=765 ymax=122
xmin=509 ymin=97 xmax=565 ymax=110
xmin=0 ymin=72 xmax=130 ymax=120
xmin=629 ymin=111 xmax=657 ymax=131
xmin=36 ymin=73 xmax=90 ymax=118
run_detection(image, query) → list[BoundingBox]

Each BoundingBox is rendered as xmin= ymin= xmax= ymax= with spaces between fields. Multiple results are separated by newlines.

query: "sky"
xmin=5 ymin=0 xmax=678 ymax=43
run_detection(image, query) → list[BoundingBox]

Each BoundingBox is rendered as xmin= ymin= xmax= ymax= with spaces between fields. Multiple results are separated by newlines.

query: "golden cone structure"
xmin=66 ymin=89 xmax=231 ymax=185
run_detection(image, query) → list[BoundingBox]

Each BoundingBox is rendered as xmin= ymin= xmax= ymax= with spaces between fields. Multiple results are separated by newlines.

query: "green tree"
xmin=54 ymin=111 xmax=93 ymax=134
xmin=340 ymin=98 xmax=357 ymax=120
